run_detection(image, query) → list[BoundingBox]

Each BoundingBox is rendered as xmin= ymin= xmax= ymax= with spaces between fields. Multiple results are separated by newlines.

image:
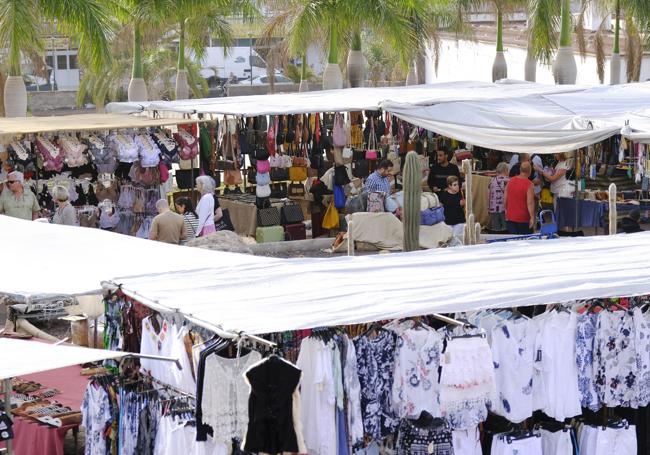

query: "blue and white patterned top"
xmin=594 ymin=310 xmax=638 ymax=407
xmin=576 ymin=312 xmax=601 ymax=411
xmin=354 ymin=329 xmax=399 ymax=441
xmin=363 ymin=171 xmax=391 ymax=195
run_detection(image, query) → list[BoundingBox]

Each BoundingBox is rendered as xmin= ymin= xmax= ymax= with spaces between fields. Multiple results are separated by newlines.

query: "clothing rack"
xmin=431 ymin=313 xmax=474 ymax=328
xmin=118 ymin=353 xmax=184 ymax=372
xmin=102 ymin=282 xmax=277 ymax=349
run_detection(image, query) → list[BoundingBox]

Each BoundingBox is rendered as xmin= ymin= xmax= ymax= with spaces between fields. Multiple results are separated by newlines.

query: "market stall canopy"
xmin=0 ymin=338 xmax=125 ymax=379
xmin=0 ymin=113 xmax=203 ymax=136
xmin=110 ymin=232 xmax=650 ymax=335
xmin=0 ymin=216 xmax=271 ymax=298
xmin=385 ymin=82 xmax=650 ymax=153
xmin=105 ymin=80 xmax=584 ymax=116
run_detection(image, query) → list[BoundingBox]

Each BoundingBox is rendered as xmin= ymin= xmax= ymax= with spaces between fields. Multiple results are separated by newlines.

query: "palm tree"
xmin=489 ymin=0 xmax=528 ymax=82
xmin=528 ymin=0 xmax=575 ymax=84
xmin=588 ymin=0 xmax=650 ymax=84
xmin=170 ymin=0 xmax=258 ymax=100
xmin=0 ymin=0 xmax=116 ymax=117
xmin=265 ymin=0 xmax=418 ymax=90
xmin=77 ymin=28 xmax=208 ymax=110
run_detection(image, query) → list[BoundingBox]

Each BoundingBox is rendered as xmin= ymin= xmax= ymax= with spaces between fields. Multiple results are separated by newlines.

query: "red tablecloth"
xmin=0 ymin=364 xmax=86 ymax=455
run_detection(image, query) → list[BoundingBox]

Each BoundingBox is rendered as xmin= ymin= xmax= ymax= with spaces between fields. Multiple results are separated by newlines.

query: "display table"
xmin=555 ymin=197 xmax=650 ymax=230
xmin=219 ymin=196 xmax=311 ymax=237
xmin=469 ymin=174 xmax=491 ymax=227
xmin=0 ymin=364 xmax=86 ymax=455
xmin=219 ymin=198 xmax=258 ymax=236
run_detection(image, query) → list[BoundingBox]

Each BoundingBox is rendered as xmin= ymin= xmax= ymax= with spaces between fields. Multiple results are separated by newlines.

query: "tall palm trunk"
xmin=323 ymin=24 xmax=343 ymax=90
xmin=175 ymin=20 xmax=189 ymax=99
xmin=4 ymin=38 xmax=27 ymax=117
xmin=553 ymin=0 xmax=577 ymax=84
xmin=525 ymin=42 xmax=537 ymax=82
xmin=610 ymin=0 xmax=621 ymax=85
xmin=405 ymin=61 xmax=418 ymax=85
xmin=347 ymin=30 xmax=365 ymax=88
xmin=299 ymin=52 xmax=309 ymax=92
xmin=128 ymin=22 xmax=149 ymax=102
xmin=492 ymin=8 xmax=507 ymax=82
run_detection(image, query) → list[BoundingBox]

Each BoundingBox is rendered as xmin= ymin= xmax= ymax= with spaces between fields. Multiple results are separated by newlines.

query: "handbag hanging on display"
xmin=270 ymin=167 xmax=289 ymax=182
xmin=365 ymin=118 xmax=378 ymax=160
xmin=333 ymin=184 xmax=346 ymax=209
xmin=223 ymin=116 xmax=243 ymax=186
xmin=257 ymin=206 xmax=281 ymax=227
xmin=256 ymin=183 xmax=272 ymax=198
xmin=334 ymin=165 xmax=351 ymax=186
xmin=288 ymin=182 xmax=305 ymax=197
xmin=322 ymin=200 xmax=339 ymax=230
xmin=256 ymin=159 xmax=271 ymax=173
xmin=270 ymin=182 xmax=288 ymax=199
xmin=352 ymin=159 xmax=370 ymax=178
xmin=289 ymin=166 xmax=308 ymax=182
xmin=247 ymin=167 xmax=257 ymax=184
xmin=280 ymin=201 xmax=305 ymax=225
xmin=332 ymin=112 xmax=347 ymax=147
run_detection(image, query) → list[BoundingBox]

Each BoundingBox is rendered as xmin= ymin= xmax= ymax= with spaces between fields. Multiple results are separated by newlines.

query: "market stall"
xmin=0 ymin=339 xmax=126 ymax=455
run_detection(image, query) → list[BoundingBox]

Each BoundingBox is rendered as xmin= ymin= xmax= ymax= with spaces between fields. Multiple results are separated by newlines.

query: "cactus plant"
xmin=403 ymin=151 xmax=422 ymax=252
xmin=462 ymin=159 xmax=473 ymax=217
xmin=609 ymin=183 xmax=617 ymax=235
xmin=464 ymin=213 xmax=475 ymax=245
xmin=475 ymin=222 xmax=482 ymax=244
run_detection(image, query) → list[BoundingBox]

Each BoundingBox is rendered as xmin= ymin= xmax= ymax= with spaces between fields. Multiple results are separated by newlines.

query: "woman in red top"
xmin=504 ymin=161 xmax=535 ymax=234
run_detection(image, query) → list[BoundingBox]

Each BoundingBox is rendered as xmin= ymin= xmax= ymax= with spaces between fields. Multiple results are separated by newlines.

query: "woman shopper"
xmin=438 ymin=175 xmax=466 ymax=236
xmin=535 ymin=153 xmax=575 ymax=202
xmin=175 ymin=197 xmax=199 ymax=243
xmin=195 ymin=176 xmax=216 ymax=237
xmin=51 ymin=185 xmax=78 ymax=226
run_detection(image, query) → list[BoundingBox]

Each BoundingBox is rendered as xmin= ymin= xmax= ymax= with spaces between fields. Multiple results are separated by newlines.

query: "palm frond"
xmin=0 ymin=0 xmax=43 ymax=75
xmin=41 ymin=0 xmax=118 ymax=72
xmin=528 ymin=0 xmax=561 ymax=65
xmin=595 ymin=18 xmax=607 ymax=83
xmin=625 ymin=13 xmax=642 ymax=82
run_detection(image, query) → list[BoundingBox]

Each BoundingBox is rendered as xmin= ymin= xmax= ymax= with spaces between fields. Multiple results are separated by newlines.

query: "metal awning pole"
xmin=3 ymin=378 xmax=12 ymax=455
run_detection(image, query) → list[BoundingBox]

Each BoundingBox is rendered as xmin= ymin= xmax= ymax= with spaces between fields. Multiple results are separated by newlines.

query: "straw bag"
xmin=322 ymin=201 xmax=339 ymax=229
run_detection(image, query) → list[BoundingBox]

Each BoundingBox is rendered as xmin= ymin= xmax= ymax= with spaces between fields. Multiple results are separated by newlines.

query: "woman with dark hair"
xmin=175 ymin=197 xmax=199 ymax=243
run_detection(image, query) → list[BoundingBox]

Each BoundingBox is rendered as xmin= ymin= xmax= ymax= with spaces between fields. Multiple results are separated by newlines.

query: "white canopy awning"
xmin=0 ymin=215 xmax=271 ymax=298
xmin=106 ymin=81 xmax=584 ymax=116
xmin=109 ymin=232 xmax=650 ymax=335
xmin=0 ymin=338 xmax=125 ymax=379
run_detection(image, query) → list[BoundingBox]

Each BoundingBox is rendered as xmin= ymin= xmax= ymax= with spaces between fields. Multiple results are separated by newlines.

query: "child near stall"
xmin=438 ymin=175 xmax=466 ymax=235
xmin=487 ymin=162 xmax=510 ymax=233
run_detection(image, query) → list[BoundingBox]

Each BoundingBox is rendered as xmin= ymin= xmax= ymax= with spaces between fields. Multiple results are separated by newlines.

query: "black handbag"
xmin=334 ymin=165 xmax=350 ymax=186
xmin=253 ymin=147 xmax=269 ymax=161
xmin=270 ymin=182 xmax=288 ymax=198
xmin=175 ymin=169 xmax=199 ymax=189
xmin=281 ymin=202 xmax=305 ymax=225
xmin=257 ymin=207 xmax=281 ymax=226
xmin=217 ymin=159 xmax=236 ymax=171
xmin=310 ymin=151 xmax=323 ymax=170
xmin=247 ymin=167 xmax=257 ymax=184
xmin=353 ymin=159 xmax=370 ymax=178
xmin=256 ymin=196 xmax=270 ymax=209
xmin=215 ymin=208 xmax=235 ymax=231
xmin=352 ymin=149 xmax=365 ymax=161
xmin=270 ymin=167 xmax=289 ymax=181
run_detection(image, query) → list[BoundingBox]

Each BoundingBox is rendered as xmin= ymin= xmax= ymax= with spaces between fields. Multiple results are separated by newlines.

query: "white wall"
xmin=426 ymin=39 xmax=650 ymax=86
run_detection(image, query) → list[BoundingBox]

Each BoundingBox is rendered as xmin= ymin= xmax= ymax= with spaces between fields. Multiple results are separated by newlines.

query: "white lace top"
xmin=202 ymin=350 xmax=262 ymax=444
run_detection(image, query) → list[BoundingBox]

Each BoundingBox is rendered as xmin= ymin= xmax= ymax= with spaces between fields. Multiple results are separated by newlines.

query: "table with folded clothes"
xmin=555 ymin=197 xmax=650 ymax=230
xmin=0 ymin=364 xmax=86 ymax=455
xmin=219 ymin=193 xmax=310 ymax=237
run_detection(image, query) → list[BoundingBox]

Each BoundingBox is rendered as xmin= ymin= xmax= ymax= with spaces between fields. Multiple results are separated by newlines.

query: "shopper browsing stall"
xmin=487 ymin=163 xmax=509 ymax=233
xmin=0 ymin=171 xmax=40 ymax=220
xmin=535 ymin=153 xmax=575 ymax=202
xmin=195 ymin=176 xmax=217 ymax=236
xmin=149 ymin=199 xmax=187 ymax=245
xmin=175 ymin=197 xmax=199 ymax=241
xmin=363 ymin=159 xmax=394 ymax=195
xmin=505 ymin=161 xmax=535 ymax=234
xmin=51 ymin=185 xmax=78 ymax=226
xmin=428 ymin=150 xmax=461 ymax=193
xmin=438 ymin=175 xmax=466 ymax=228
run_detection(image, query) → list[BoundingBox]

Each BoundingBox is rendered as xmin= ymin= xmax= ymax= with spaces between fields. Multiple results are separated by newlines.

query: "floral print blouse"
xmin=575 ymin=312 xmax=600 ymax=411
xmin=354 ymin=329 xmax=399 ymax=441
xmin=594 ymin=310 xmax=638 ymax=407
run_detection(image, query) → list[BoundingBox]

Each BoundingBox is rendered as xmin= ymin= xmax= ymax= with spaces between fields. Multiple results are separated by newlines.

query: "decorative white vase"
xmin=4 ymin=76 xmax=28 ymax=118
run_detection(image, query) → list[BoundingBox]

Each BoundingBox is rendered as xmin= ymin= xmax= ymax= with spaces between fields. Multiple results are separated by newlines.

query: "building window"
xmin=57 ymin=55 xmax=68 ymax=70
xmin=45 ymin=55 xmax=54 ymax=69
xmin=69 ymin=54 xmax=78 ymax=69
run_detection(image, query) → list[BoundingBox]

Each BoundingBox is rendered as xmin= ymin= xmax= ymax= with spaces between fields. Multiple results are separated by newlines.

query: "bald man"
xmin=504 ymin=161 xmax=535 ymax=235
xmin=149 ymin=199 xmax=187 ymax=244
